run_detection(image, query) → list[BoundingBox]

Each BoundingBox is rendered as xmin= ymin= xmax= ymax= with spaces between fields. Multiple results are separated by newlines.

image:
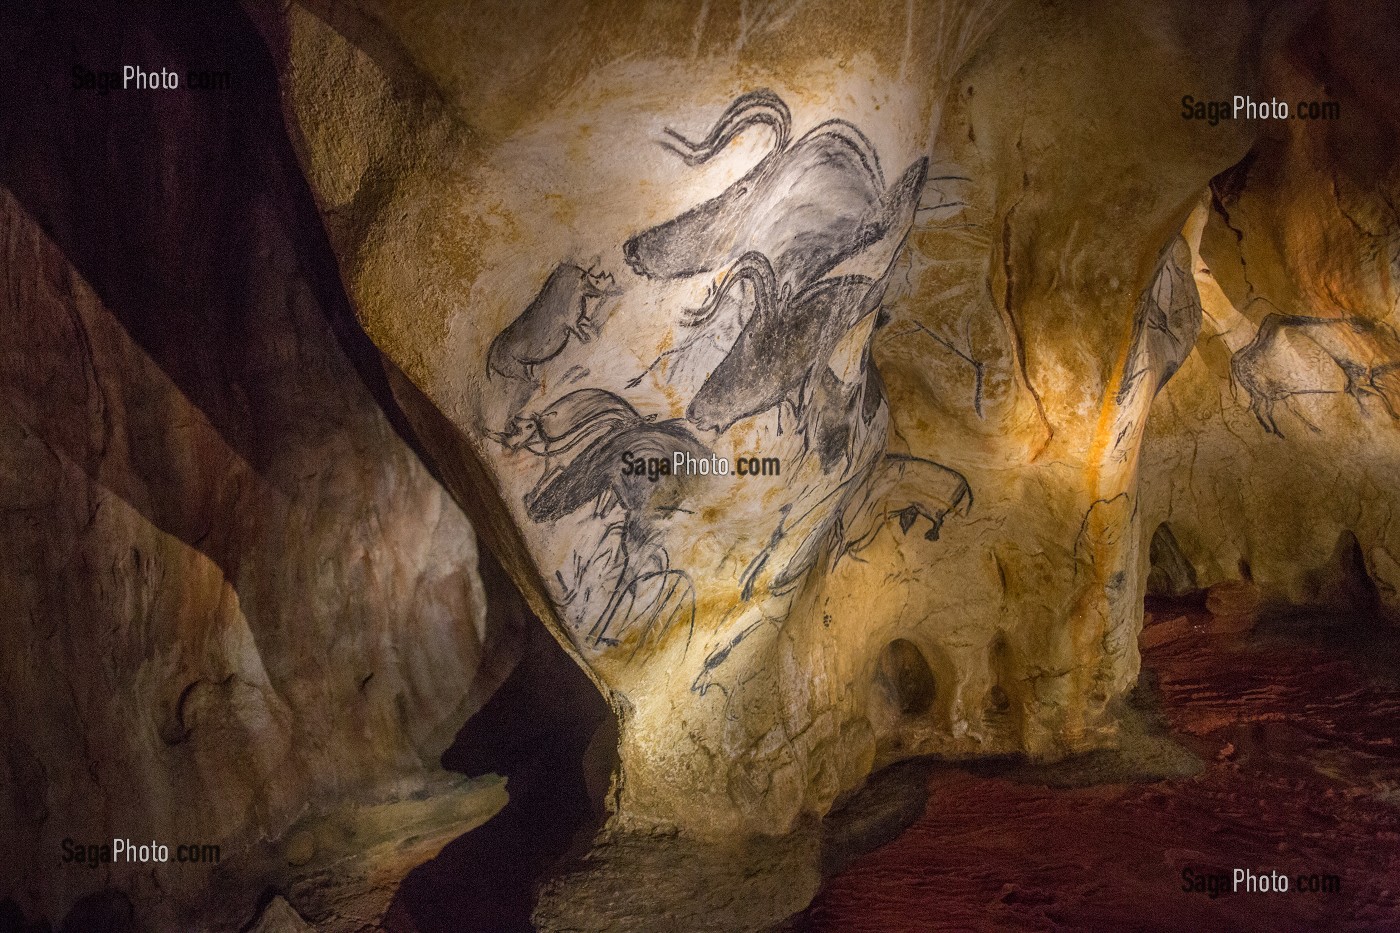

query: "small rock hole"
xmin=876 ymin=638 xmax=936 ymax=716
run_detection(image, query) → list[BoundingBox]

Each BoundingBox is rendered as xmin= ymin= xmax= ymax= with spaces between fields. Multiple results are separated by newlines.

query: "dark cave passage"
xmin=4 ymin=0 xmax=1400 ymax=930
xmin=384 ymin=547 xmax=618 ymax=933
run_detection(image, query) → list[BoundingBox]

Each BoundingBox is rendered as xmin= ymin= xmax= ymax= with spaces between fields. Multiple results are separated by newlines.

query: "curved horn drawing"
xmin=660 ymin=88 xmax=792 ymax=166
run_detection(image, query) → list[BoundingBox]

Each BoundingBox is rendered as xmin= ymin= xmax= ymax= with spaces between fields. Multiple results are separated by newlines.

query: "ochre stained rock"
xmin=250 ymin=0 xmax=1299 ymax=842
xmin=255 ymin=0 xmax=1397 ymax=858
xmin=1140 ymin=0 xmax=1400 ymax=616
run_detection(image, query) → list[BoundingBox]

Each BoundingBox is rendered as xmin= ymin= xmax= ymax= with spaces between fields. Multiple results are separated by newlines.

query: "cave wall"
xmin=0 ymin=5 xmax=513 ymax=930
xmin=250 ymin=0 xmax=1322 ymax=843
xmin=1141 ymin=0 xmax=1400 ymax=615
xmin=5 ymin=0 xmax=1399 ymax=927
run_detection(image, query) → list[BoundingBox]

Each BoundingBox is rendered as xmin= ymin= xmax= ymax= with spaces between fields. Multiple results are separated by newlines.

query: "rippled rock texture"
xmin=6 ymin=0 xmax=1400 ymax=928
xmin=1140 ymin=0 xmax=1400 ymax=615
xmin=0 ymin=6 xmax=512 ymax=930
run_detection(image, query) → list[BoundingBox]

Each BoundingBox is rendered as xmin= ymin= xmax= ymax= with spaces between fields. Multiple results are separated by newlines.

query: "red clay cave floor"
xmin=799 ymin=610 xmax=1400 ymax=932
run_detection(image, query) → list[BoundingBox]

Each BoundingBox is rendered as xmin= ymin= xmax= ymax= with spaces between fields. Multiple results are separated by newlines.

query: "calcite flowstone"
xmin=254 ymin=0 xmax=1292 ymax=841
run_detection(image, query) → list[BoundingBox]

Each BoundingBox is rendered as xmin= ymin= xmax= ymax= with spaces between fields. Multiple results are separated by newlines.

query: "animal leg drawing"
xmin=1232 ymin=312 xmax=1400 ymax=436
xmin=838 ymin=453 xmax=975 ymax=558
xmin=626 ymin=251 xmax=777 ymax=389
xmin=492 ymin=387 xmax=656 ymax=504
xmin=523 ymin=413 xmax=708 ymax=648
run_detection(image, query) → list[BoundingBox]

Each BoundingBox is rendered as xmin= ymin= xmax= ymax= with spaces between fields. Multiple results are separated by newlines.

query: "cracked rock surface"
xmin=6 ymin=0 xmax=1399 ymax=928
xmin=1140 ymin=0 xmax=1400 ymax=615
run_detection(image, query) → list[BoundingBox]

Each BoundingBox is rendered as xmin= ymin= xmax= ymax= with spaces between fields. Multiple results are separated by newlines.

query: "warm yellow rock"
xmin=6 ymin=0 xmax=1398 ymax=929
xmin=254 ymin=0 xmax=1296 ymax=840
xmin=1141 ymin=0 xmax=1400 ymax=621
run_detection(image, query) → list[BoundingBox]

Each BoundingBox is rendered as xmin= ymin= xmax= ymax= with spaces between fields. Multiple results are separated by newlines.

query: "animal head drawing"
xmin=571 ymin=266 xmax=622 ymax=342
xmin=622 ymin=91 xmax=792 ymax=280
xmin=492 ymin=412 xmax=546 ymax=453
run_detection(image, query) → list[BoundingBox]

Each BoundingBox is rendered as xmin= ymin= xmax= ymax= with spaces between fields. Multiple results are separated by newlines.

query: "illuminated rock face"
xmin=255 ymin=0 xmax=1379 ymax=840
xmin=1141 ymin=0 xmax=1400 ymax=616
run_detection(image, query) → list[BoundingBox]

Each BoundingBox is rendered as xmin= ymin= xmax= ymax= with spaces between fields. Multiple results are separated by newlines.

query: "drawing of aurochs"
xmin=486 ymin=89 xmax=973 ymax=659
xmin=1231 ymin=311 xmax=1400 ymax=437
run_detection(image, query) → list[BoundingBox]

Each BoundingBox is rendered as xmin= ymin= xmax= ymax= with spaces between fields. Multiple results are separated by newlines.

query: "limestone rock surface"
xmin=5 ymin=0 xmax=1399 ymax=928
xmin=0 ymin=6 xmax=512 ymax=930
xmin=254 ymin=0 xmax=1318 ymax=846
xmin=1141 ymin=0 xmax=1400 ymax=616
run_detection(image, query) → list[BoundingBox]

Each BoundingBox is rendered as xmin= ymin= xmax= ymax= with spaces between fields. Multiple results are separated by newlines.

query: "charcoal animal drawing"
xmin=494 ymin=387 xmax=653 ymax=486
xmin=686 ymin=257 xmax=891 ymax=433
xmin=837 ymin=453 xmax=975 ymax=556
xmin=624 ymin=89 xmax=925 ymax=288
xmin=487 ymin=262 xmax=621 ymax=414
xmin=498 ymin=388 xmax=703 ymax=650
xmin=1103 ymin=238 xmax=1203 ymax=463
xmin=1232 ymin=312 xmax=1400 ymax=436
xmin=621 ymin=91 xmax=927 ymax=447
xmin=486 ymin=90 xmax=966 ymax=662
xmin=1117 ymin=238 xmax=1202 ymax=405
xmin=804 ymin=352 xmax=871 ymax=474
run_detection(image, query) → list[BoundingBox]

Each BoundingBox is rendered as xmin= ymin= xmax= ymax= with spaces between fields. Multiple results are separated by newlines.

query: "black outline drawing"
xmin=836 ymin=453 xmax=974 ymax=558
xmin=631 ymin=159 xmax=922 ymax=428
xmin=687 ymin=258 xmax=891 ymax=433
xmin=1117 ymin=238 xmax=1202 ymax=405
xmin=803 ymin=341 xmax=876 ymax=475
xmin=1232 ymin=312 xmax=1400 ymax=436
xmin=698 ymin=449 xmax=973 ymax=692
xmin=737 ymin=451 xmax=973 ymax=603
xmin=1101 ymin=238 xmax=1203 ymax=464
xmin=482 ymin=90 xmax=970 ymax=668
xmin=625 ymin=89 xmax=928 ymax=294
xmin=624 ymin=249 xmax=775 ymax=391
xmin=493 ymin=386 xmax=653 ymax=485
xmin=890 ymin=319 xmax=988 ymax=417
xmin=690 ymin=616 xmax=775 ymax=704
xmin=495 ymin=388 xmax=704 ymax=651
xmin=487 ymin=261 xmax=622 ymax=412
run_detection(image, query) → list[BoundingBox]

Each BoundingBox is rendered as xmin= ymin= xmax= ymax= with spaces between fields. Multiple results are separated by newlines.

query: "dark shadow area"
xmin=816 ymin=758 xmax=937 ymax=880
xmin=57 ymin=892 xmax=137 ymax=933
xmin=1306 ymin=530 xmax=1382 ymax=615
xmin=1144 ymin=590 xmax=1210 ymax=617
xmin=0 ymin=897 xmax=51 ymax=933
xmin=1146 ymin=523 xmax=1199 ymax=601
xmin=0 ymin=7 xmax=595 ymax=931
xmin=385 ymin=549 xmax=617 ymax=933
xmin=0 ymin=0 xmax=428 ymax=574
xmin=874 ymin=638 xmax=938 ymax=717
xmin=0 ymin=889 xmax=142 ymax=933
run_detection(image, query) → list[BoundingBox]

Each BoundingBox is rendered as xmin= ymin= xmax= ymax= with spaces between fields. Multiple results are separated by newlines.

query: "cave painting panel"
xmin=1232 ymin=312 xmax=1400 ymax=437
xmin=485 ymin=90 xmax=970 ymax=667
